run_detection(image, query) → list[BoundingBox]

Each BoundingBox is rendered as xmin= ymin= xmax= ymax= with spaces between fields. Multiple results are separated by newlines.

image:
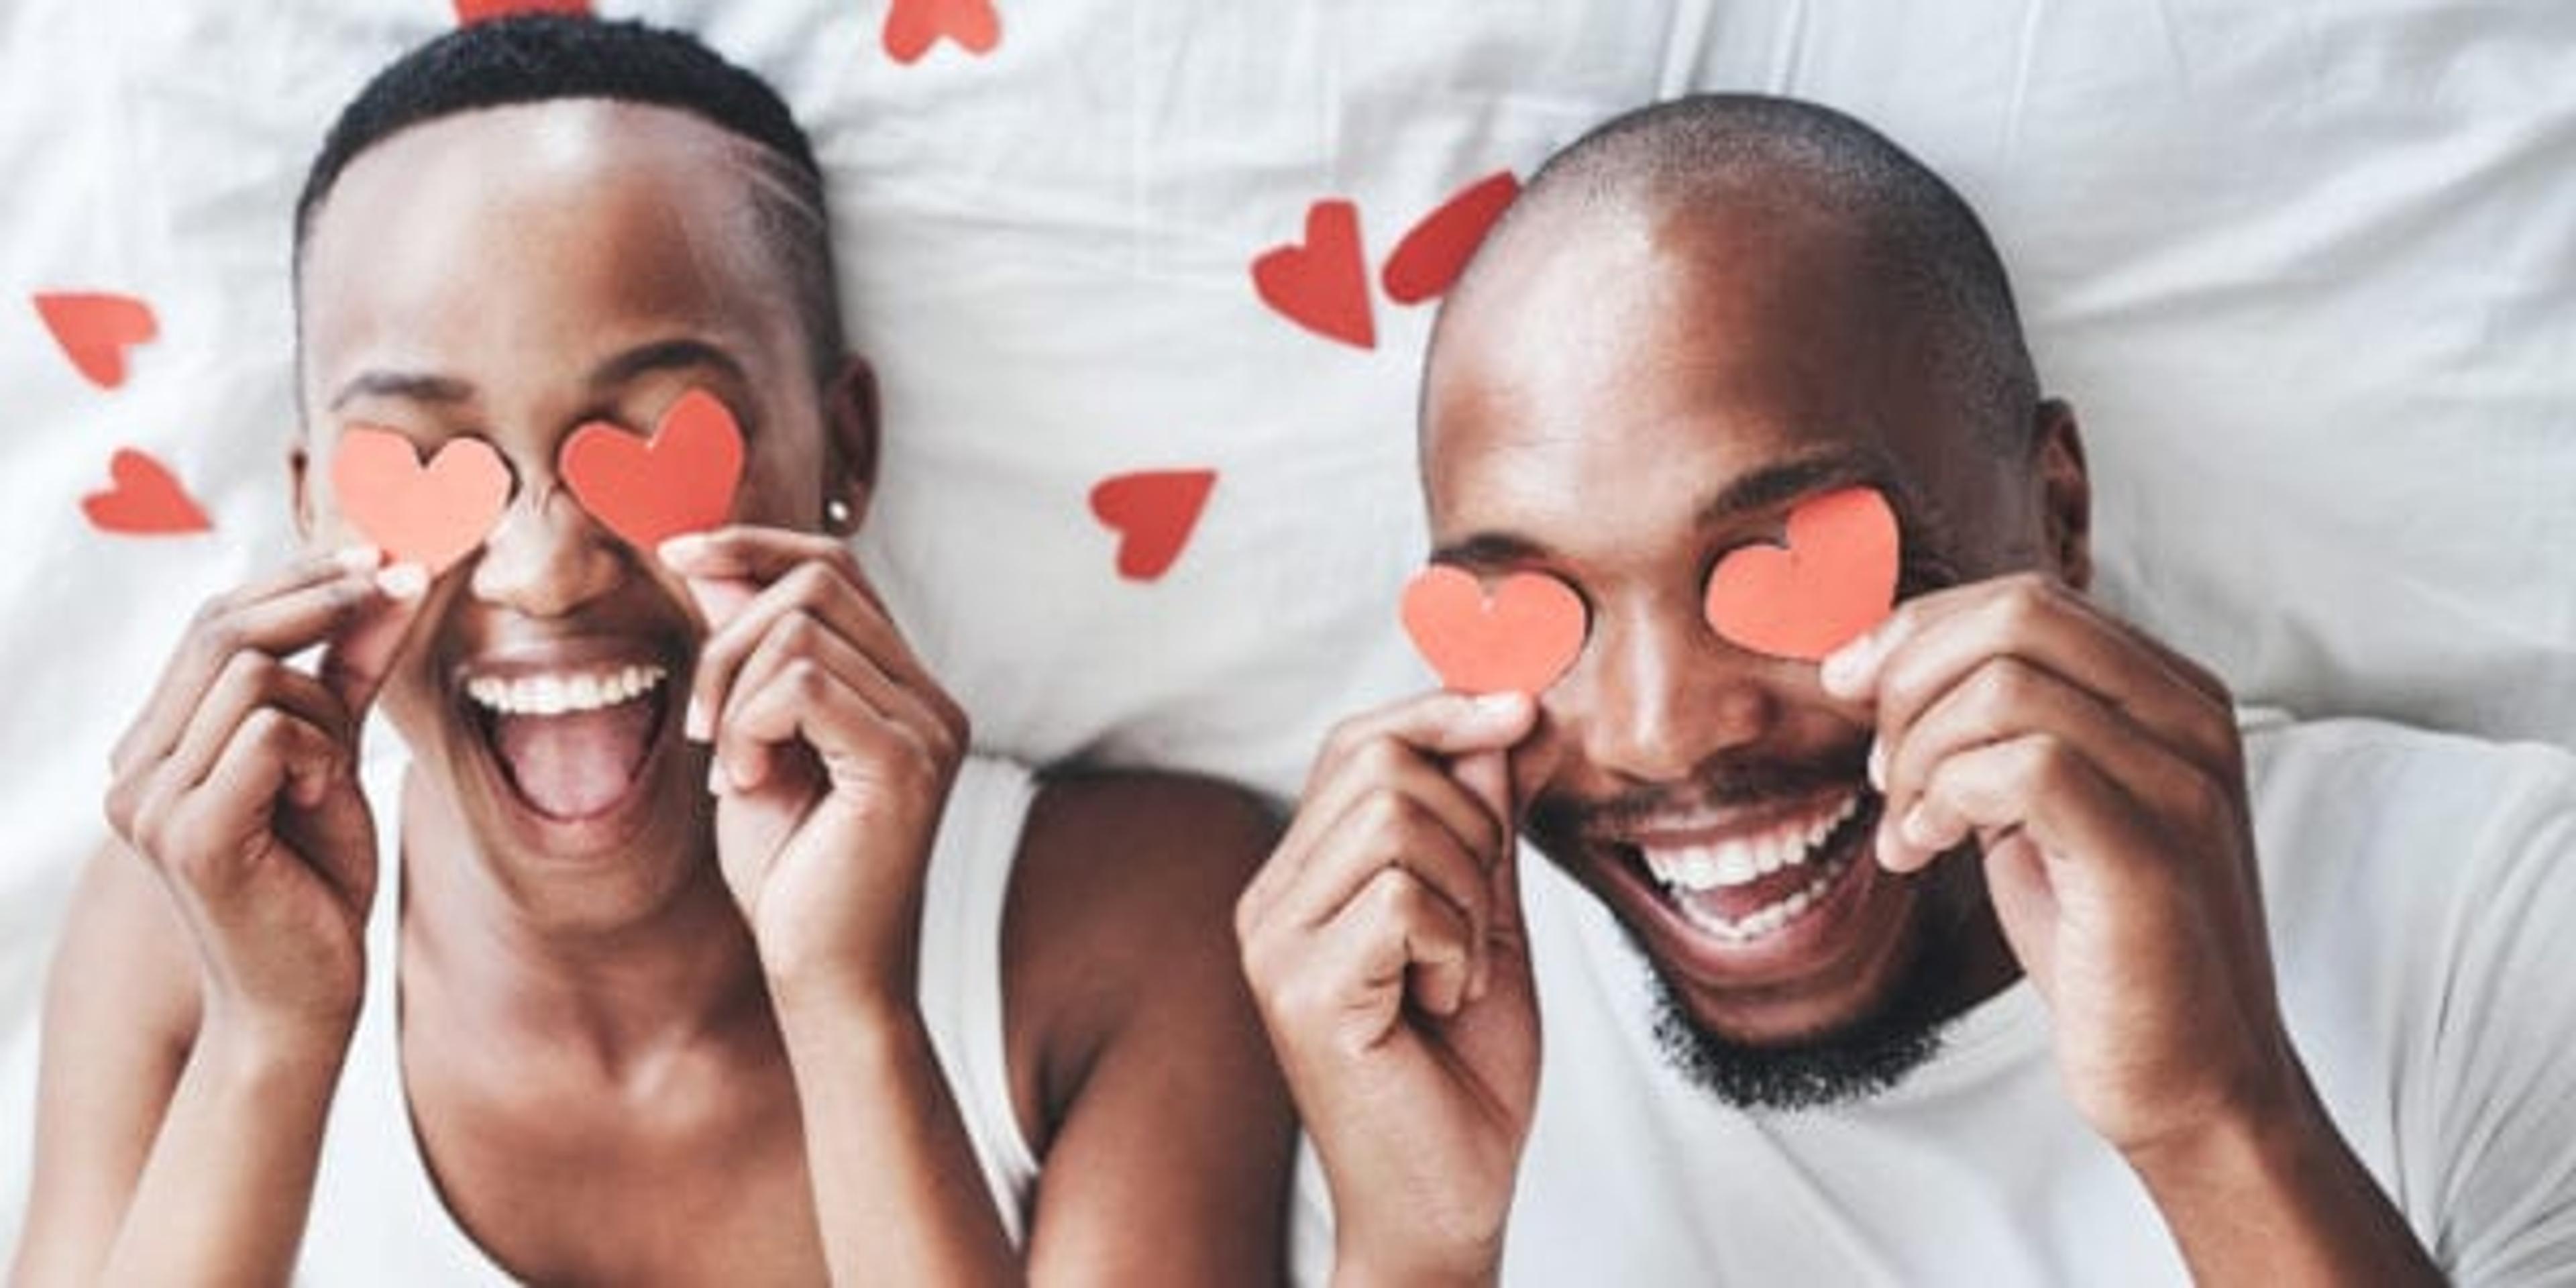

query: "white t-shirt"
xmin=296 ymin=747 xmax=1044 ymax=1283
xmin=1311 ymin=711 xmax=2576 ymax=1285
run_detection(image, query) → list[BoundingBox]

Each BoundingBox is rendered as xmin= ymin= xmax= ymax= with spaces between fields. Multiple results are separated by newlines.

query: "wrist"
xmin=2120 ymin=1059 xmax=2324 ymax=1201
xmin=193 ymin=1007 xmax=354 ymax=1094
xmin=1333 ymin=1229 xmax=1503 ymax=1288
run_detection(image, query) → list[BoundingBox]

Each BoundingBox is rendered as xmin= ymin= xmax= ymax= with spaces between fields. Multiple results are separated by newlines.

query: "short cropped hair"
xmin=1465 ymin=94 xmax=2039 ymax=452
xmin=292 ymin=15 xmax=844 ymax=383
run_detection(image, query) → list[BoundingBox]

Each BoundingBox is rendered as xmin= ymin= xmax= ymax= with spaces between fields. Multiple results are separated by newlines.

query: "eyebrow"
xmin=325 ymin=337 xmax=750 ymax=414
xmin=1431 ymin=447 xmax=1894 ymax=567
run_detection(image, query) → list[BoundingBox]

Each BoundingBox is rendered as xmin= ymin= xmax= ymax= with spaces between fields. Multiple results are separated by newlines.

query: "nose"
xmin=1559 ymin=596 xmax=1778 ymax=786
xmin=468 ymin=478 xmax=626 ymax=619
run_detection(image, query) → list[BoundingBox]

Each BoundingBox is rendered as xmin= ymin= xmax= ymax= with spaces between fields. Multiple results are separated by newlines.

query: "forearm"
xmin=99 ymin=1019 xmax=348 ymax=1287
xmin=774 ymin=984 xmax=1021 ymax=1288
xmin=2130 ymin=1077 xmax=2443 ymax=1287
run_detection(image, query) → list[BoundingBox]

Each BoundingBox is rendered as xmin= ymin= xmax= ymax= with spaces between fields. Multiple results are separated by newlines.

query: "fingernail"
xmin=1819 ymin=636 xmax=1872 ymax=696
xmin=684 ymin=695 xmax=710 ymax=742
xmin=706 ymin=759 xmax=729 ymax=795
xmin=1873 ymin=816 xmax=1904 ymax=869
xmin=1900 ymin=802 xmax=1939 ymax=849
xmin=1472 ymin=690 xmax=1532 ymax=718
xmin=335 ymin=544 xmax=383 ymax=574
xmin=1866 ymin=738 xmax=1888 ymax=792
xmin=658 ymin=534 xmax=708 ymax=567
xmin=375 ymin=564 xmax=428 ymax=600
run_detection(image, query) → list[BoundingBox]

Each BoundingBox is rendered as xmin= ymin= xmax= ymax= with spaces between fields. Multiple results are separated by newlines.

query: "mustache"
xmin=1529 ymin=742 xmax=1873 ymax=841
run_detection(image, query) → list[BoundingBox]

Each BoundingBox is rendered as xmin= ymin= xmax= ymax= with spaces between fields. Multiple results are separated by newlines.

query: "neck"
xmin=398 ymin=766 xmax=776 ymax=1073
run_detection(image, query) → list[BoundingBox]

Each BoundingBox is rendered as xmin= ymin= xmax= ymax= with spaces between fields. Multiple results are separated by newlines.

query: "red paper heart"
xmin=34 ymin=292 xmax=157 ymax=390
xmin=1401 ymin=566 xmax=1587 ymax=695
xmin=83 ymin=448 xmax=211 ymax=535
xmin=1252 ymin=199 xmax=1375 ymax=350
xmin=559 ymin=388 xmax=746 ymax=552
xmin=884 ymin=0 xmax=1002 ymax=64
xmin=1703 ymin=487 xmax=1900 ymax=661
xmin=1383 ymin=171 xmax=1520 ymax=306
xmin=453 ymin=0 xmax=590 ymax=23
xmin=1089 ymin=469 xmax=1216 ymax=582
xmin=333 ymin=429 xmax=512 ymax=574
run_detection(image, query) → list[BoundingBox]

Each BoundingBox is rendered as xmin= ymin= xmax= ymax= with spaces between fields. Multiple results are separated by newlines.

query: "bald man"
xmin=1240 ymin=95 xmax=2576 ymax=1285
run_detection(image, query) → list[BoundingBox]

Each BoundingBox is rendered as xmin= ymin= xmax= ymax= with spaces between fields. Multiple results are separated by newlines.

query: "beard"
xmin=1634 ymin=888 xmax=1976 ymax=1111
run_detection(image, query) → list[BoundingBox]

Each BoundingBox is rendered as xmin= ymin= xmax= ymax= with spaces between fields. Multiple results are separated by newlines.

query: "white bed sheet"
xmin=4 ymin=0 xmax=2570 ymax=1257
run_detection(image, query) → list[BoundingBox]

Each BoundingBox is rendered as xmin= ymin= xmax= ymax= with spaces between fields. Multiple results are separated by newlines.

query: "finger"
xmin=712 ymin=610 xmax=955 ymax=793
xmin=1307 ymin=689 xmax=1538 ymax=796
xmin=1270 ymin=787 xmax=1494 ymax=1003
xmin=140 ymin=654 xmax=358 ymax=820
xmin=113 ymin=549 xmax=385 ymax=775
xmin=1277 ymin=735 xmax=1509 ymax=894
xmin=1294 ymin=867 xmax=1479 ymax=1041
xmin=315 ymin=564 xmax=432 ymax=724
xmin=1832 ymin=576 xmax=2236 ymax=785
xmin=717 ymin=651 xmax=945 ymax=805
xmin=686 ymin=560 xmax=946 ymax=750
xmin=1874 ymin=653 xmax=2176 ymax=869
xmin=657 ymin=526 xmax=891 ymax=615
xmin=155 ymin=708 xmax=343 ymax=896
xmin=276 ymin=753 xmax=378 ymax=910
xmin=1897 ymin=731 xmax=2166 ymax=884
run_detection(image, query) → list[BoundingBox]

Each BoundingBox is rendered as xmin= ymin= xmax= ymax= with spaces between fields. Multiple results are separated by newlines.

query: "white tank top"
xmin=298 ymin=739 xmax=1043 ymax=1283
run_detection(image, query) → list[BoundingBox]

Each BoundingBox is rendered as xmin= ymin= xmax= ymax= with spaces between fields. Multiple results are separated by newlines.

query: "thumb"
xmin=319 ymin=563 xmax=430 ymax=724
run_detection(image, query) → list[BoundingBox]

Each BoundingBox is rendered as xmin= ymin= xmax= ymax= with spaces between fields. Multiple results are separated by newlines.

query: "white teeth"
xmin=1673 ymin=855 xmax=1853 ymax=943
xmin=466 ymin=664 xmax=667 ymax=717
xmin=1638 ymin=791 xmax=1862 ymax=894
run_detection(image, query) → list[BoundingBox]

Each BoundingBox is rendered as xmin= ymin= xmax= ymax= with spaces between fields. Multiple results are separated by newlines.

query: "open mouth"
xmin=462 ymin=659 xmax=675 ymax=823
xmin=1609 ymin=788 xmax=1883 ymax=950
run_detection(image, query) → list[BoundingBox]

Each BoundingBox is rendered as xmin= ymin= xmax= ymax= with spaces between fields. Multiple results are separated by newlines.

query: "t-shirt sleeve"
xmin=2423 ymin=751 xmax=2576 ymax=1284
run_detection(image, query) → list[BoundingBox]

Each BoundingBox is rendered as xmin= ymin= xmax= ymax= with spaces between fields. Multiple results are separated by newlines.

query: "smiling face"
xmin=294 ymin=100 xmax=870 ymax=926
xmin=1426 ymin=184 xmax=2085 ymax=1090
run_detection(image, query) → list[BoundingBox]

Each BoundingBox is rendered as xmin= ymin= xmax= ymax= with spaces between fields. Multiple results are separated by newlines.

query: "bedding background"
xmin=4 ymin=0 xmax=2571 ymax=1254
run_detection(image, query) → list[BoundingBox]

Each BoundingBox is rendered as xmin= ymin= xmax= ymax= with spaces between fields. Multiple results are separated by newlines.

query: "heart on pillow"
xmin=1703 ymin=486 xmax=1899 ymax=661
xmin=559 ymin=388 xmax=746 ymax=551
xmin=1400 ymin=566 xmax=1587 ymax=695
xmin=331 ymin=429 xmax=513 ymax=574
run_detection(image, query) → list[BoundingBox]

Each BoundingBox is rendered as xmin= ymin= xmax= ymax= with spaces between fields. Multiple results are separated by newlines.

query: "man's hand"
xmin=103 ymin=547 xmax=423 ymax=1052
xmin=1236 ymin=690 xmax=1542 ymax=1288
xmin=1822 ymin=572 xmax=2291 ymax=1157
xmin=661 ymin=527 xmax=969 ymax=1017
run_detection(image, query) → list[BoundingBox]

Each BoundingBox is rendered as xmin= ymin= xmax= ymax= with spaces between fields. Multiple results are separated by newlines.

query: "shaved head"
xmin=1438 ymin=94 xmax=2037 ymax=458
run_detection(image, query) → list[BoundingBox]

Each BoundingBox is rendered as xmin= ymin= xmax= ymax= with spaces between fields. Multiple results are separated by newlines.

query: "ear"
xmin=2031 ymin=398 xmax=2092 ymax=590
xmin=822 ymin=355 xmax=880 ymax=535
xmin=290 ymin=439 xmax=319 ymax=545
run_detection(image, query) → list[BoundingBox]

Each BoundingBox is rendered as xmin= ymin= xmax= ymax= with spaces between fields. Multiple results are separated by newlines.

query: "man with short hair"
xmin=13 ymin=17 xmax=1291 ymax=1285
xmin=1242 ymin=95 xmax=2576 ymax=1284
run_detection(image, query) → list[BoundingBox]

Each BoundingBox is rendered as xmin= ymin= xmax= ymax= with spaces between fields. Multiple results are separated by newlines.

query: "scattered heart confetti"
xmin=1252 ymin=199 xmax=1375 ymax=350
xmin=1400 ymin=566 xmax=1588 ymax=695
xmin=1382 ymin=170 xmax=1520 ymax=306
xmin=82 ymin=448 xmax=211 ymax=535
xmin=883 ymin=0 xmax=1002 ymax=64
xmin=1089 ymin=468 xmax=1216 ymax=582
xmin=559 ymin=388 xmax=746 ymax=551
xmin=1703 ymin=486 xmax=1900 ymax=661
xmin=453 ymin=0 xmax=590 ymax=23
xmin=34 ymin=292 xmax=158 ymax=390
xmin=333 ymin=429 xmax=513 ymax=574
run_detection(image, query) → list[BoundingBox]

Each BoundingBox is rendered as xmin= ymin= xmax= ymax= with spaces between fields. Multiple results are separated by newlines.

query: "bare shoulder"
xmin=1000 ymin=767 xmax=1283 ymax=1132
xmin=1010 ymin=762 xmax=1283 ymax=958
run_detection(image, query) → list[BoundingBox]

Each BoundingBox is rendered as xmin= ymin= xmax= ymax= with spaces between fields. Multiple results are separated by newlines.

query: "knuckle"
xmin=782 ymin=657 xmax=833 ymax=701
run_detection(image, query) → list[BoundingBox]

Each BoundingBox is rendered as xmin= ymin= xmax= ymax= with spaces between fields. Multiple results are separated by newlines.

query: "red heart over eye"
xmin=559 ymin=388 xmax=746 ymax=551
xmin=332 ymin=429 xmax=511 ymax=574
xmin=1703 ymin=486 xmax=1899 ymax=661
xmin=1400 ymin=566 xmax=1587 ymax=695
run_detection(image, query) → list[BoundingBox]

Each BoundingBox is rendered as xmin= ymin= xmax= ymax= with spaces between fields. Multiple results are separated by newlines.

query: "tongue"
xmin=491 ymin=699 xmax=659 ymax=819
